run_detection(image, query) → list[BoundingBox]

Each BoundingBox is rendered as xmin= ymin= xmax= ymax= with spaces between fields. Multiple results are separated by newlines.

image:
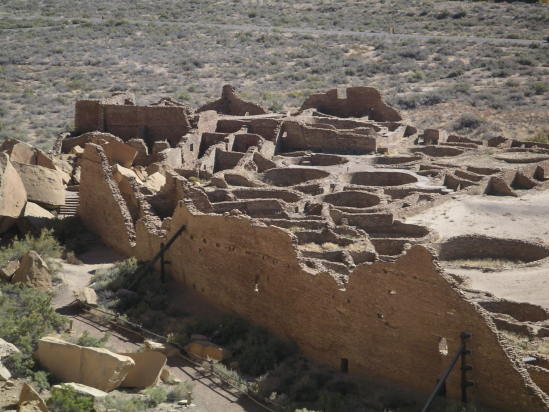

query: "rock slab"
xmin=35 ymin=337 xmax=135 ymax=392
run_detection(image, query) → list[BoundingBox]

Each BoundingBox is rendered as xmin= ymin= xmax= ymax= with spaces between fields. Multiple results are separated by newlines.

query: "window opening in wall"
xmin=254 ymin=275 xmax=260 ymax=293
xmin=190 ymin=143 xmax=194 ymax=151
xmin=340 ymin=358 xmax=349 ymax=373
xmin=438 ymin=337 xmax=449 ymax=356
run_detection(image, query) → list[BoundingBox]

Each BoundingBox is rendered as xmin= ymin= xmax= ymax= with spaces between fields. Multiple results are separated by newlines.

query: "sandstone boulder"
xmin=143 ymin=340 xmax=180 ymax=357
xmin=12 ymin=163 xmax=65 ymax=207
xmin=0 ymin=362 xmax=11 ymax=381
xmin=18 ymin=383 xmax=48 ymax=412
xmin=11 ymin=251 xmax=52 ymax=291
xmin=119 ymin=351 xmax=167 ymax=388
xmin=11 ymin=250 xmax=52 ymax=291
xmin=16 ymin=202 xmax=55 ymax=233
xmin=143 ymin=172 xmax=166 ymax=193
xmin=35 ymin=337 xmax=135 ymax=392
xmin=74 ymin=287 xmax=98 ymax=306
xmin=0 ymin=338 xmax=21 ymax=359
xmin=184 ymin=340 xmax=231 ymax=362
xmin=35 ymin=150 xmax=56 ymax=170
xmin=52 ymin=383 xmax=107 ymax=399
xmin=0 ymin=138 xmax=36 ymax=164
xmin=0 ymin=153 xmax=27 ymax=232
xmin=0 ymin=260 xmax=19 ymax=282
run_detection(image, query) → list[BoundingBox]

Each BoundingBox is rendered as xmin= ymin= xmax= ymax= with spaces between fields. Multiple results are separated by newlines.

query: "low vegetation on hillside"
xmin=0 ymin=1 xmax=547 ymax=147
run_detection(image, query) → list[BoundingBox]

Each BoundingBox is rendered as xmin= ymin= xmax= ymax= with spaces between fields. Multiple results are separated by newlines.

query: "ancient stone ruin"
xmin=3 ymin=84 xmax=549 ymax=410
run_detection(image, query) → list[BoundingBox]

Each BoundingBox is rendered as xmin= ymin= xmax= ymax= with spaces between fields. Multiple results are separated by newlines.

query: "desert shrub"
xmin=530 ymin=82 xmax=548 ymax=95
xmin=393 ymin=91 xmax=447 ymax=110
xmin=47 ymin=385 xmax=94 ymax=412
xmin=184 ymin=316 xmax=297 ymax=377
xmin=0 ymin=282 xmax=66 ymax=381
xmin=100 ymin=392 xmax=147 ymax=412
xmin=91 ymin=257 xmax=140 ymax=292
xmin=48 ymin=216 xmax=97 ymax=254
xmin=75 ymin=331 xmax=110 ymax=348
xmin=0 ymin=228 xmax=62 ymax=266
xmin=167 ymin=381 xmax=194 ymax=402
xmin=527 ymin=129 xmax=549 ymax=144
xmin=143 ymin=386 xmax=167 ymax=406
xmin=453 ymin=113 xmax=485 ymax=131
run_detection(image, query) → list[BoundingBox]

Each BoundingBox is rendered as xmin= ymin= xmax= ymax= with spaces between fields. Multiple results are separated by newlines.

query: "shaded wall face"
xmin=282 ymin=122 xmax=376 ymax=154
xmin=155 ymin=208 xmax=547 ymax=411
xmin=78 ymin=148 xmax=549 ymax=411
xmin=75 ymin=100 xmax=102 ymax=133
xmin=74 ymin=101 xmax=191 ymax=145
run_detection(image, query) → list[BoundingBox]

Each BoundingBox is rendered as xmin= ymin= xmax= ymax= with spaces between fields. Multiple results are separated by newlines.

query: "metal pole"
xmin=421 ymin=331 xmax=472 ymax=412
xmin=461 ymin=332 xmax=473 ymax=403
xmin=160 ymin=242 xmax=165 ymax=283
xmin=128 ymin=224 xmax=186 ymax=289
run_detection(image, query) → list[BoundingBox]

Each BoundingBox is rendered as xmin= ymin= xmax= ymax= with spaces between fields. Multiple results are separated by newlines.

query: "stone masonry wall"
xmin=78 ymin=145 xmax=549 ymax=411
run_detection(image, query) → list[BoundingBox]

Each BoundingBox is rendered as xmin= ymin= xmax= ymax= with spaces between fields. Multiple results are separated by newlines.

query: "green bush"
xmin=91 ymin=258 xmax=140 ymax=292
xmin=143 ymin=386 xmax=168 ymax=406
xmin=453 ymin=113 xmax=485 ymax=131
xmin=0 ymin=282 xmax=66 ymax=380
xmin=167 ymin=381 xmax=194 ymax=402
xmin=100 ymin=392 xmax=147 ymax=412
xmin=184 ymin=316 xmax=297 ymax=376
xmin=48 ymin=216 xmax=98 ymax=254
xmin=47 ymin=385 xmax=94 ymax=412
xmin=0 ymin=228 xmax=62 ymax=266
xmin=74 ymin=331 xmax=110 ymax=348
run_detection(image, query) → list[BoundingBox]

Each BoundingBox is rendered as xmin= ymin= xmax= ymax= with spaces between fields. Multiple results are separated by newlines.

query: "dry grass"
xmin=0 ymin=2 xmax=547 ymax=148
xmin=442 ymin=258 xmax=525 ymax=268
xmin=501 ymin=331 xmax=549 ymax=356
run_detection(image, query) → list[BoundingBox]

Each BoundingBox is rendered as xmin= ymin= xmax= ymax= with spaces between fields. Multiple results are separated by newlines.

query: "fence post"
xmin=461 ymin=332 xmax=473 ymax=403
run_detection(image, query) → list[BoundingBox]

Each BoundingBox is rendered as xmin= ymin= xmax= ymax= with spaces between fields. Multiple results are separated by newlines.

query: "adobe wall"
xmin=438 ymin=235 xmax=549 ymax=263
xmin=78 ymin=145 xmax=549 ymax=411
xmin=300 ymin=87 xmax=402 ymax=122
xmin=282 ymin=121 xmax=377 ymax=154
xmin=153 ymin=204 xmax=547 ymax=411
xmin=75 ymin=101 xmax=192 ymax=146
xmin=79 ymin=144 xmax=136 ymax=255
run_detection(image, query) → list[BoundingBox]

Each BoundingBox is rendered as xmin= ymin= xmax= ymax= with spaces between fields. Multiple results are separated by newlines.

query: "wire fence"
xmin=73 ymin=300 xmax=281 ymax=412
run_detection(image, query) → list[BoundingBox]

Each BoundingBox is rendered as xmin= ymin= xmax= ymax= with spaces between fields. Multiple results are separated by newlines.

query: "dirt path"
xmin=52 ymin=243 xmax=266 ymax=412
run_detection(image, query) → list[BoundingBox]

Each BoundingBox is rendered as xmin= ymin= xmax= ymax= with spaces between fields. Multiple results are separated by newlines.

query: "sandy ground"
xmin=407 ymin=189 xmax=549 ymax=307
xmin=406 ymin=189 xmax=549 ymax=243
xmin=447 ymin=265 xmax=549 ymax=308
xmin=52 ymin=243 xmax=265 ymax=412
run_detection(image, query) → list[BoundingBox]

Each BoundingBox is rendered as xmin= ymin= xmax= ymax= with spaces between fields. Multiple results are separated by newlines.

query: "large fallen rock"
xmin=0 ymin=362 xmax=11 ymax=381
xmin=119 ymin=351 xmax=167 ymax=388
xmin=184 ymin=340 xmax=231 ymax=362
xmin=11 ymin=251 xmax=52 ymax=291
xmin=0 ymin=138 xmax=36 ymax=164
xmin=35 ymin=337 xmax=135 ymax=392
xmin=143 ymin=340 xmax=180 ymax=357
xmin=0 ymin=337 xmax=21 ymax=359
xmin=0 ymin=153 xmax=27 ymax=232
xmin=18 ymin=383 xmax=48 ymax=412
xmin=74 ymin=287 xmax=98 ymax=306
xmin=62 ymin=132 xmax=137 ymax=167
xmin=52 ymin=383 xmax=107 ymax=399
xmin=16 ymin=202 xmax=55 ymax=233
xmin=0 ymin=260 xmax=19 ymax=282
xmin=12 ymin=162 xmax=65 ymax=208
